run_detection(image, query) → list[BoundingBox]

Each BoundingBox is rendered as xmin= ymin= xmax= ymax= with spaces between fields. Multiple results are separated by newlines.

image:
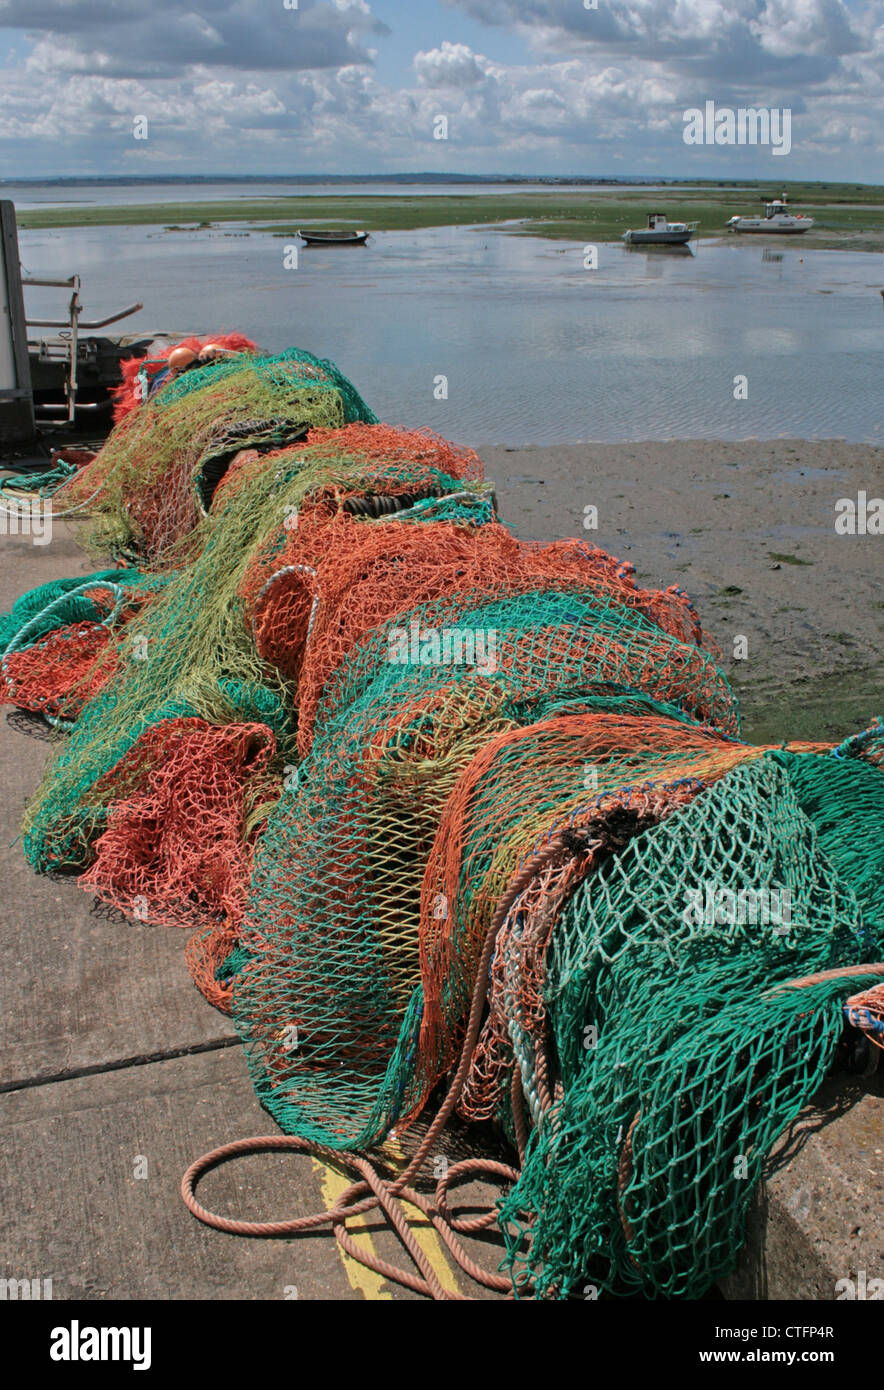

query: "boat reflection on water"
xmin=622 ymin=242 xmax=694 ymax=257
xmin=622 ymin=241 xmax=694 ymax=277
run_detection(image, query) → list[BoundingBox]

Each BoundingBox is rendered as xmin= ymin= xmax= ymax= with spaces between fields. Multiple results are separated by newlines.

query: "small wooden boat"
xmin=298 ymin=228 xmax=369 ymax=246
xmin=622 ymin=213 xmax=698 ymax=245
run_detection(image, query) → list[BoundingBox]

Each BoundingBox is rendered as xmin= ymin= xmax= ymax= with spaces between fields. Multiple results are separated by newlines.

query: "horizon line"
xmin=3 ymin=173 xmax=877 ymax=192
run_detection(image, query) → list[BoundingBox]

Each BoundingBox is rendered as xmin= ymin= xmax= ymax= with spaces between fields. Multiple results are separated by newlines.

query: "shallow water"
xmin=18 ymin=220 xmax=884 ymax=446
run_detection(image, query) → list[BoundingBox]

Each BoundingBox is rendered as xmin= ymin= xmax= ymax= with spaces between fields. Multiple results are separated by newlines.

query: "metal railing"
xmin=22 ymin=274 xmax=143 ymax=422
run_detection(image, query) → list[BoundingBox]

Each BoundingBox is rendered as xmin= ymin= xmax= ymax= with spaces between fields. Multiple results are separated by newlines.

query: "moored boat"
xmin=298 ymin=228 xmax=370 ymax=246
xmin=622 ymin=213 xmax=698 ymax=245
xmin=726 ymin=194 xmax=813 ymax=234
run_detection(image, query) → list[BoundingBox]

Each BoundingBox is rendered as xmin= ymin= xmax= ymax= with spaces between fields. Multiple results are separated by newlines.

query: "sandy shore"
xmin=483 ymin=437 xmax=884 ymax=744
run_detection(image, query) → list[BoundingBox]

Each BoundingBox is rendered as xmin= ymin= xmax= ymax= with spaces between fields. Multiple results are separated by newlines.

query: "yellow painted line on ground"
xmin=311 ymin=1157 xmax=392 ymax=1300
xmin=384 ymin=1137 xmax=462 ymax=1297
xmin=311 ymin=1138 xmax=463 ymax=1299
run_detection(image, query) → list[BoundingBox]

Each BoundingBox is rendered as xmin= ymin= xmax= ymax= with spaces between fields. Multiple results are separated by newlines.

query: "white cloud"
xmin=444 ymin=0 xmax=864 ymax=74
xmin=9 ymin=0 xmax=388 ymax=78
xmin=749 ymin=0 xmax=861 ymax=56
xmin=414 ymin=40 xmax=488 ymax=87
xmin=0 ymin=0 xmax=881 ymax=176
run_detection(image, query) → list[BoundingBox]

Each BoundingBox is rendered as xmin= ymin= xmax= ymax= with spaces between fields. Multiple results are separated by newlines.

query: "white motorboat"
xmin=622 ymin=212 xmax=698 ymax=245
xmin=726 ymin=194 xmax=814 ymax=234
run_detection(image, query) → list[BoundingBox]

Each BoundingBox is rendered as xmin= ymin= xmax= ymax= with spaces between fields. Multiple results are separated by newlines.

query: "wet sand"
xmin=482 ymin=437 xmax=884 ymax=744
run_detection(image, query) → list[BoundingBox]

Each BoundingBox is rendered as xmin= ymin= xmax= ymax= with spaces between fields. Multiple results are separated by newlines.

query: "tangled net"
xmin=0 ymin=570 xmax=167 ymax=726
xmin=4 ymin=341 xmax=882 ymax=1299
xmin=56 ymin=347 xmax=378 ymax=563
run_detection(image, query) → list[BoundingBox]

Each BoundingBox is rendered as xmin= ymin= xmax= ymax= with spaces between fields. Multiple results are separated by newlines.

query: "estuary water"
xmin=17 ymin=217 xmax=884 ymax=446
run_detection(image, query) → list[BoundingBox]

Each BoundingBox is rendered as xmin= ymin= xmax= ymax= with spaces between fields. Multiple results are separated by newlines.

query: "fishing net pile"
xmin=0 ymin=569 xmax=169 ymax=727
xmin=55 ymin=345 xmax=378 ymax=564
xmin=3 ymin=340 xmax=882 ymax=1299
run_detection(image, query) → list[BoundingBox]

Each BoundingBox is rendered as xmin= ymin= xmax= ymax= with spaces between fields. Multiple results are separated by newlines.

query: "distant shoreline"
xmin=4 ymin=174 xmax=655 ymax=188
xmin=8 ymin=174 xmax=884 ymax=189
xmin=15 ymin=185 xmax=884 ymax=251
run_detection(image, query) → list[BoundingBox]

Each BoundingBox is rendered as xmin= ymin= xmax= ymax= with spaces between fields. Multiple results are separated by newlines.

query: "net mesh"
xmin=232 ymin=596 xmax=740 ymax=1149
xmin=243 ymin=511 xmax=709 ymax=758
xmin=56 ymin=348 xmax=378 ymax=563
xmin=19 ymin=424 xmax=490 ymax=876
xmin=1 ymin=570 xmax=167 ymax=724
xmin=81 ymin=717 xmax=279 ymax=933
xmin=497 ymin=750 xmax=884 ymax=1298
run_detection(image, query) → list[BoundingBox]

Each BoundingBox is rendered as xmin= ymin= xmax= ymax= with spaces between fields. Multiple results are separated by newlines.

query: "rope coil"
xmin=181 ymin=854 xmax=538 ymax=1297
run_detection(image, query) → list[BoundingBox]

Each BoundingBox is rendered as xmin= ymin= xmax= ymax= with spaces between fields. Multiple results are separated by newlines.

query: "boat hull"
xmin=299 ymin=231 xmax=369 ymax=246
xmin=623 ymin=229 xmax=694 ymax=245
xmin=727 ymin=220 xmax=813 ymax=234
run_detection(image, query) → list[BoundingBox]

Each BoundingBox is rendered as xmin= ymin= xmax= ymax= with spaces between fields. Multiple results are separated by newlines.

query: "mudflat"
xmin=482 ymin=436 xmax=884 ymax=745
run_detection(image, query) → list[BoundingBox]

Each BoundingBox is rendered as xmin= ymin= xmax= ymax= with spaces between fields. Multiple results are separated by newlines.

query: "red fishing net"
xmin=111 ymin=333 xmax=259 ymax=422
xmin=81 ymin=719 xmax=279 ymax=946
xmin=1 ymin=623 xmax=117 ymax=722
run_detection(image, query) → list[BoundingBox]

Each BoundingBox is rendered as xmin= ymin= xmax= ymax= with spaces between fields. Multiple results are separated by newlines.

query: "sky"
xmin=0 ymin=0 xmax=880 ymax=180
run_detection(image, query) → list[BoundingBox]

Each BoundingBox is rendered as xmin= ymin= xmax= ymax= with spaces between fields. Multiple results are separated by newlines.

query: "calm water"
xmin=17 ymin=219 xmax=884 ymax=446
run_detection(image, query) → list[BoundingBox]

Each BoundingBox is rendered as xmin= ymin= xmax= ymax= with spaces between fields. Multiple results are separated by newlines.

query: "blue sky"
xmin=0 ymin=0 xmax=879 ymax=179
xmin=368 ymin=1 xmax=532 ymax=83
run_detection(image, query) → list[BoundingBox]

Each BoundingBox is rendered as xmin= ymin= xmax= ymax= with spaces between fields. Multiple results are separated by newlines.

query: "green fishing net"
xmin=498 ymin=750 xmax=884 ymax=1298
